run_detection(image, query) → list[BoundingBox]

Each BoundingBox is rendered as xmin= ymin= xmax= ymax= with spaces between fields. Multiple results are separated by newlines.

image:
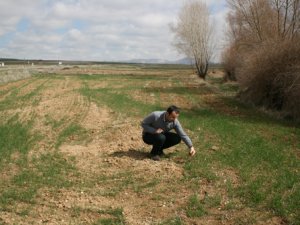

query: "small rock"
xmin=211 ymin=146 xmax=219 ymax=151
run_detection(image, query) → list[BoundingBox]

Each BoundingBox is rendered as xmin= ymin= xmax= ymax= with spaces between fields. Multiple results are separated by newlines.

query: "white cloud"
xmin=0 ymin=0 xmax=228 ymax=62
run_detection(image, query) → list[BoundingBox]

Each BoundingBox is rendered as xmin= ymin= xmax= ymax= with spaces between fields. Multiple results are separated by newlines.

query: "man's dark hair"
xmin=167 ymin=105 xmax=180 ymax=114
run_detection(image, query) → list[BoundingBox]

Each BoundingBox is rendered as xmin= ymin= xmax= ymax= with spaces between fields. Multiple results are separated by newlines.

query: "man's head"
xmin=166 ymin=105 xmax=180 ymax=122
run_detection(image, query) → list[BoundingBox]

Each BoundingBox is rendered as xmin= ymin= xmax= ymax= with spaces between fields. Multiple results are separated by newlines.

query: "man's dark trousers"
xmin=142 ymin=132 xmax=181 ymax=156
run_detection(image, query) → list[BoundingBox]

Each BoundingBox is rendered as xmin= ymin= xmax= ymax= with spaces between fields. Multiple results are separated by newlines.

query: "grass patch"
xmin=19 ymin=79 xmax=46 ymax=103
xmin=159 ymin=217 xmax=183 ymax=225
xmin=55 ymin=123 xmax=90 ymax=149
xmin=186 ymin=194 xmax=206 ymax=218
xmin=0 ymin=116 xmax=36 ymax=167
xmin=78 ymin=73 xmax=171 ymax=81
xmin=89 ymin=171 xmax=159 ymax=197
xmin=181 ymin=101 xmax=300 ymax=224
xmin=0 ymin=188 xmax=37 ymax=206
xmin=0 ymin=85 xmax=20 ymax=111
xmin=70 ymin=206 xmax=126 ymax=224
xmin=80 ymin=85 xmax=160 ymax=117
xmin=185 ymin=194 xmax=221 ymax=219
xmin=94 ymin=208 xmax=125 ymax=225
xmin=0 ymin=79 xmax=44 ymax=111
xmin=95 ymin=171 xmax=135 ymax=197
xmin=184 ymin=152 xmax=217 ymax=183
xmin=44 ymin=115 xmax=67 ymax=129
xmin=0 ymin=152 xmax=77 ymax=210
xmin=202 ymin=195 xmax=222 ymax=208
xmin=133 ymin=179 xmax=160 ymax=193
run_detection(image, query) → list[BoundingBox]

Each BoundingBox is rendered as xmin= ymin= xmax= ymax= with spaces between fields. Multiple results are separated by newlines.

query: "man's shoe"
xmin=151 ymin=155 xmax=160 ymax=161
xmin=158 ymin=151 xmax=165 ymax=157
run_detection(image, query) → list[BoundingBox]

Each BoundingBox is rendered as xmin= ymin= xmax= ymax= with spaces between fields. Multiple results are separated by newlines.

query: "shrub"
xmin=222 ymin=45 xmax=238 ymax=81
xmin=237 ymin=40 xmax=300 ymax=119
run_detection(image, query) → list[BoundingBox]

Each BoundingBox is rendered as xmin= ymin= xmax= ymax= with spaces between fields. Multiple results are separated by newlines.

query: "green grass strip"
xmin=0 ymin=116 xmax=33 ymax=167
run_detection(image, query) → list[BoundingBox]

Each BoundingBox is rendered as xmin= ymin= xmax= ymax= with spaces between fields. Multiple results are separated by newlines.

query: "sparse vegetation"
xmin=0 ymin=64 xmax=299 ymax=224
xmin=186 ymin=194 xmax=207 ymax=218
xmin=0 ymin=67 xmax=33 ymax=84
xmin=55 ymin=123 xmax=90 ymax=149
xmin=0 ymin=115 xmax=36 ymax=167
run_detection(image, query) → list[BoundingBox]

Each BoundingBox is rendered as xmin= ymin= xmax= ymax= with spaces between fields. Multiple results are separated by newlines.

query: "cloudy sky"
xmin=0 ymin=0 xmax=228 ymax=62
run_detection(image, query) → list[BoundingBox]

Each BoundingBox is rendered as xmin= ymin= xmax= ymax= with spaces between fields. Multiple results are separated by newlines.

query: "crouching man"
xmin=141 ymin=105 xmax=196 ymax=161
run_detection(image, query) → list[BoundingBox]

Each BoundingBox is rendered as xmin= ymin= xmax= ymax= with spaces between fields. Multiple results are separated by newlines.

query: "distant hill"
xmin=123 ymin=57 xmax=193 ymax=65
xmin=0 ymin=58 xmax=192 ymax=65
xmin=0 ymin=57 xmax=221 ymax=67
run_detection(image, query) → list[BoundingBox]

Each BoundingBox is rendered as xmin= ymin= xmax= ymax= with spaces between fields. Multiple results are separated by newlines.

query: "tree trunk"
xmin=195 ymin=60 xmax=208 ymax=79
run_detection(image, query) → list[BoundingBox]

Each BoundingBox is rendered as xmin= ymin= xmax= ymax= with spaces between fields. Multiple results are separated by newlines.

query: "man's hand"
xmin=189 ymin=147 xmax=196 ymax=157
xmin=155 ymin=128 xmax=164 ymax=134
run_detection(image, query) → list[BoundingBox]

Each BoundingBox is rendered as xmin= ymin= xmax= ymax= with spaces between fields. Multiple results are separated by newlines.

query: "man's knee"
xmin=155 ymin=133 xmax=166 ymax=144
xmin=154 ymin=134 xmax=166 ymax=145
xmin=167 ymin=133 xmax=181 ymax=144
xmin=175 ymin=135 xmax=181 ymax=144
xmin=142 ymin=133 xmax=166 ymax=145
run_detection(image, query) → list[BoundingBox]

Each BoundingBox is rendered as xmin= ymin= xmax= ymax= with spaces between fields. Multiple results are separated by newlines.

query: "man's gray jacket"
xmin=141 ymin=111 xmax=193 ymax=148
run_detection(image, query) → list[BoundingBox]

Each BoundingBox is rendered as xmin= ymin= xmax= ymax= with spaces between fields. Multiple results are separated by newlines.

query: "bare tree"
xmin=272 ymin=0 xmax=300 ymax=39
xmin=171 ymin=0 xmax=215 ymax=79
xmin=227 ymin=0 xmax=299 ymax=43
xmin=223 ymin=0 xmax=299 ymax=80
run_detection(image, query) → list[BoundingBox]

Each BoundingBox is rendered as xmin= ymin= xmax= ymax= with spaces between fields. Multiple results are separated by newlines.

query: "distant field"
xmin=0 ymin=64 xmax=299 ymax=225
